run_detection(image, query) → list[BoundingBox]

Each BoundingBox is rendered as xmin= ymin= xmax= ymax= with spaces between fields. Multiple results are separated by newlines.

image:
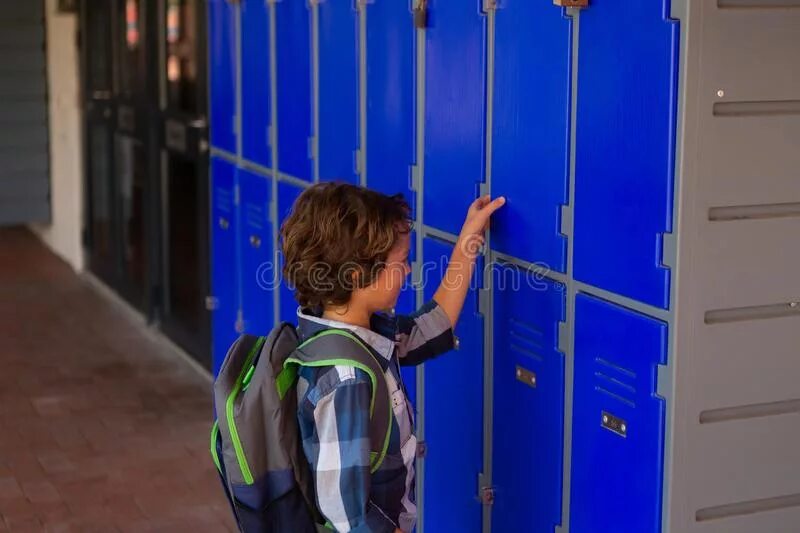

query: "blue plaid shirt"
xmin=295 ymin=300 xmax=456 ymax=532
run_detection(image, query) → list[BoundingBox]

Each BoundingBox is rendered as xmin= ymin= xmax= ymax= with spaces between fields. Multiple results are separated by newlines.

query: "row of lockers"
xmin=211 ymin=156 xmax=668 ymax=532
xmin=208 ymin=0 xmax=680 ymax=310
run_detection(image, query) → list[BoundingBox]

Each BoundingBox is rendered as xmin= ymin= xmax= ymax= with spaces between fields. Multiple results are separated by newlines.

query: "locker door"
xmin=571 ymin=294 xmax=668 ymax=533
xmin=241 ymin=0 xmax=272 ymax=168
xmin=276 ymin=0 xmax=313 ymax=181
xmin=423 ymin=0 xmax=486 ymax=235
xmin=277 ymin=181 xmax=306 ymax=324
xmin=240 ymin=169 xmax=274 ymax=335
xmin=208 ymin=0 xmax=237 ymax=154
xmin=422 ymin=237 xmax=484 ymax=532
xmin=492 ymin=268 xmax=565 ymax=532
xmin=364 ymin=0 xmax=415 ymax=211
xmin=491 ymin=1 xmax=571 ymax=272
xmin=210 ymin=157 xmax=239 ymax=375
xmin=572 ymin=2 xmax=679 ymax=308
xmin=318 ymin=0 xmax=359 ymax=184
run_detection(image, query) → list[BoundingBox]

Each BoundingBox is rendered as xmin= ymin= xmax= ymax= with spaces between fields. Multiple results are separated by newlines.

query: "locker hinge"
xmin=235 ymin=309 xmax=245 ymax=334
xmin=234 ymin=184 xmax=241 ymax=206
xmin=409 ymin=165 xmax=420 ymax=192
xmin=353 ymin=149 xmax=363 ymax=176
xmin=557 ymin=321 xmax=570 ymax=354
xmin=661 ymin=232 xmax=677 ymax=270
xmin=205 ymin=296 xmax=219 ymax=311
xmin=553 ymin=0 xmax=589 ymax=8
xmin=559 ymin=204 xmax=573 ymax=238
xmin=308 ymin=136 xmax=318 ymax=160
xmin=267 ymin=125 xmax=274 ymax=148
xmin=416 ymin=441 xmax=427 ymax=458
xmin=413 ymin=0 xmax=428 ymax=28
xmin=478 ymin=473 xmax=495 ymax=506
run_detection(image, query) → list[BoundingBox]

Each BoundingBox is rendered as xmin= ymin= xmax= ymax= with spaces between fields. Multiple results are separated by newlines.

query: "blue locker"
xmin=318 ymin=0 xmax=359 ymax=184
xmin=210 ymin=157 xmax=240 ymax=375
xmin=365 ymin=0 xmax=415 ymax=211
xmin=208 ymin=0 xmax=237 ymax=153
xmin=572 ymin=2 xmax=679 ymax=309
xmin=571 ymin=294 xmax=668 ymax=533
xmin=491 ymin=1 xmax=571 ymax=272
xmin=422 ymin=237 xmax=484 ymax=533
xmin=492 ymin=267 xmax=565 ymax=532
xmin=241 ymin=0 xmax=272 ymax=168
xmin=277 ymin=181 xmax=305 ymax=324
xmin=240 ymin=169 xmax=274 ymax=335
xmin=276 ymin=0 xmax=313 ymax=181
xmin=423 ymin=0 xmax=486 ymax=235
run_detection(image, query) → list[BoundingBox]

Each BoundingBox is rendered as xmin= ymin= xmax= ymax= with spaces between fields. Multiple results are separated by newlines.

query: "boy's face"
xmin=366 ymin=230 xmax=411 ymax=313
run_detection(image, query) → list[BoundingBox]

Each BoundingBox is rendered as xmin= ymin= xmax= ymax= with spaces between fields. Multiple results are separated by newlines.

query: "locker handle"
xmin=250 ymin=235 xmax=261 ymax=248
xmin=219 ymin=217 xmax=230 ymax=230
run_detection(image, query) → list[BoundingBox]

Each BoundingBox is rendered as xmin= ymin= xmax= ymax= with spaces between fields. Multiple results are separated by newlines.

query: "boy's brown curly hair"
xmin=279 ymin=182 xmax=411 ymax=311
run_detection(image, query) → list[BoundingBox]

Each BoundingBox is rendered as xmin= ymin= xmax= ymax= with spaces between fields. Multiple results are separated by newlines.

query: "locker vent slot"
xmin=717 ymin=0 xmax=800 ymax=7
xmin=696 ymin=492 xmax=800 ymax=522
xmin=508 ymin=318 xmax=547 ymax=362
xmin=713 ymin=100 xmax=800 ymax=117
xmin=705 ymin=302 xmax=800 ymax=324
xmin=595 ymin=386 xmax=635 ymax=408
xmin=699 ymin=398 xmax=800 ymax=424
xmin=594 ymin=357 xmax=637 ymax=407
xmin=709 ymin=202 xmax=800 ymax=221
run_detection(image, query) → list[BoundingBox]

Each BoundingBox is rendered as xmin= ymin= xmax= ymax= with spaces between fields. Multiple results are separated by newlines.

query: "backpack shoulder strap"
xmin=285 ymin=329 xmax=392 ymax=473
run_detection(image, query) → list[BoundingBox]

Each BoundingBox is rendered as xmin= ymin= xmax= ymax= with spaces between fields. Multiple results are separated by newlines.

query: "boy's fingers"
xmin=482 ymin=196 xmax=506 ymax=215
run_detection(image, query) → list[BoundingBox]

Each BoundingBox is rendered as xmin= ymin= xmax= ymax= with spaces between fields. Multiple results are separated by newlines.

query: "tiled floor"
xmin=0 ymin=228 xmax=236 ymax=532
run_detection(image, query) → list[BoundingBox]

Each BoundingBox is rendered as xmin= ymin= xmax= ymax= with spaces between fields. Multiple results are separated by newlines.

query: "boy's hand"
xmin=458 ymin=195 xmax=506 ymax=256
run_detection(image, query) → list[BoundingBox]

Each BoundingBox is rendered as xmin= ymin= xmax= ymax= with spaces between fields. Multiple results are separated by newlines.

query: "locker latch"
xmin=553 ymin=0 xmax=589 ymax=7
xmin=413 ymin=0 xmax=427 ymax=29
xmin=480 ymin=486 xmax=495 ymax=506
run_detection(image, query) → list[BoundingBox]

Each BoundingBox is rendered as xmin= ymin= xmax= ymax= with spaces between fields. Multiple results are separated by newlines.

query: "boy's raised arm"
xmin=433 ymin=195 xmax=505 ymax=329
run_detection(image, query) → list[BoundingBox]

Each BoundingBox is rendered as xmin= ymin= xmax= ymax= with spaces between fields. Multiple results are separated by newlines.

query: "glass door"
xmin=157 ymin=0 xmax=211 ymax=367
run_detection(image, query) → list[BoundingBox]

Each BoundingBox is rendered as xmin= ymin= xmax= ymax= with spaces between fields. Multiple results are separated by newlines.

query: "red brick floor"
xmin=0 ymin=228 xmax=236 ymax=532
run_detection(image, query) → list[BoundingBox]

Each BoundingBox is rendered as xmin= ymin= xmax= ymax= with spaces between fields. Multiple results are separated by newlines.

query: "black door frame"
xmin=79 ymin=0 xmax=211 ymax=368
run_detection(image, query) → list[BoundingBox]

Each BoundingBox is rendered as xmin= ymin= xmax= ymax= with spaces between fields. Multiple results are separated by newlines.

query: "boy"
xmin=280 ymin=183 xmax=504 ymax=532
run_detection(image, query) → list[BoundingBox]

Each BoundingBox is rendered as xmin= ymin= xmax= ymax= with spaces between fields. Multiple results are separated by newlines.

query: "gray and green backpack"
xmin=210 ymin=322 xmax=392 ymax=532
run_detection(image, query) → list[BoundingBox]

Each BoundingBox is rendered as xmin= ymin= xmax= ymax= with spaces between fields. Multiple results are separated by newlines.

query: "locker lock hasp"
xmin=553 ymin=0 xmax=589 ymax=7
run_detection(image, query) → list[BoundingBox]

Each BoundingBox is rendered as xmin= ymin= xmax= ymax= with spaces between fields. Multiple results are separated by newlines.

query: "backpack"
xmin=210 ymin=322 xmax=393 ymax=532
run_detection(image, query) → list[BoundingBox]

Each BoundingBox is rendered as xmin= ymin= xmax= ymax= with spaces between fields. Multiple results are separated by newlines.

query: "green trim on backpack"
xmin=275 ymin=365 xmax=298 ymax=400
xmin=225 ymin=336 xmax=266 ymax=485
xmin=286 ymin=329 xmax=393 ymax=474
xmin=210 ymin=420 xmax=221 ymax=473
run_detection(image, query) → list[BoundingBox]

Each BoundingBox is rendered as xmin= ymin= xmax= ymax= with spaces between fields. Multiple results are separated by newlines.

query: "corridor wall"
xmin=207 ymin=1 xmax=800 ymax=532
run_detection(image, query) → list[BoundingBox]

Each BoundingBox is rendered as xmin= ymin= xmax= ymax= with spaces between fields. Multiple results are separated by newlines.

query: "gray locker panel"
xmin=669 ymin=1 xmax=800 ymax=531
xmin=700 ymin=114 xmax=800 ymax=207
xmin=698 ymin=218 xmax=800 ymax=309
xmin=691 ymin=318 xmax=800 ymax=410
xmin=687 ymin=417 xmax=800 ymax=509
xmin=702 ymin=5 xmax=800 ymax=101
